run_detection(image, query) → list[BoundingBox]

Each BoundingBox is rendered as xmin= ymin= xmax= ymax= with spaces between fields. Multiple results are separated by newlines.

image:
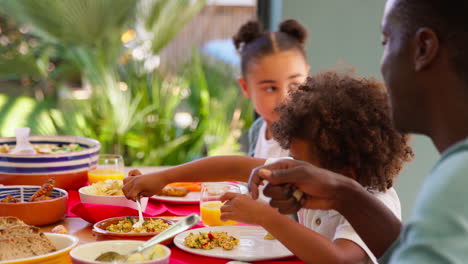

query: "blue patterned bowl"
xmin=0 ymin=135 xmax=100 ymax=190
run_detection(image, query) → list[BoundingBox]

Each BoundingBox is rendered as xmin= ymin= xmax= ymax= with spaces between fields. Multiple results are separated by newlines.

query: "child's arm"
xmin=123 ymin=155 xmax=265 ymax=200
xmin=221 ymin=193 xmax=368 ymax=264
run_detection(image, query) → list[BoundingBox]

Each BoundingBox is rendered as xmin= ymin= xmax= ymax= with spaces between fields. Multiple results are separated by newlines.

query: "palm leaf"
xmin=137 ymin=0 xmax=206 ymax=54
xmin=1 ymin=0 xmax=136 ymax=46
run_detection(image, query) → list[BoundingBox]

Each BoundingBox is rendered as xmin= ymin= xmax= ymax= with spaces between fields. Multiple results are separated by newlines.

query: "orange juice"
xmin=87 ymin=169 xmax=125 ymax=184
xmin=200 ymin=201 xmax=237 ymax=226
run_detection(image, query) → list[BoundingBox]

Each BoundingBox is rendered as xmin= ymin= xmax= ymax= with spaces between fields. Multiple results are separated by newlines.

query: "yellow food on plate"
xmin=264 ymin=233 xmax=276 ymax=240
xmin=167 ymin=182 xmax=202 ymax=192
xmin=105 ymin=217 xmax=170 ymax=233
xmin=160 ymin=186 xmax=190 ymax=197
xmin=184 ymin=231 xmax=239 ymax=250
xmin=88 ymin=169 xmax=125 ymax=184
xmin=200 ymin=201 xmax=237 ymax=226
xmin=81 ymin=179 xmax=124 ymax=196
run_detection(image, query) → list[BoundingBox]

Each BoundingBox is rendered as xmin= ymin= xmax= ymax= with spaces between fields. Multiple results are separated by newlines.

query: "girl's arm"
xmin=221 ymin=193 xmax=367 ymax=264
xmin=123 ymin=156 xmax=265 ymax=199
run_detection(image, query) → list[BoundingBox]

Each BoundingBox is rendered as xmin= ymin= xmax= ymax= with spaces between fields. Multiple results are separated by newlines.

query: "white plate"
xmin=151 ymin=191 xmax=201 ymax=204
xmin=174 ymin=226 xmax=294 ymax=262
xmin=151 ymin=184 xmax=248 ymax=204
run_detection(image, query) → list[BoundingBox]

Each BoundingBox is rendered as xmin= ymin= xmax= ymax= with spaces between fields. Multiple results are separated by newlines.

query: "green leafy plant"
xmin=0 ymin=0 xmax=253 ymax=165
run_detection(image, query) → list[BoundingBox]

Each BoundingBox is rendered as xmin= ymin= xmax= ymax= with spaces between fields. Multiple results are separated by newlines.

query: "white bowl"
xmin=0 ymin=233 xmax=79 ymax=264
xmin=78 ymin=187 xmax=148 ymax=211
xmin=70 ymin=240 xmax=170 ymax=264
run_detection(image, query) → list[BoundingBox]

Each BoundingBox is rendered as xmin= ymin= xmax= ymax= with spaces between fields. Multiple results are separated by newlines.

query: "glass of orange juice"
xmin=88 ymin=154 xmax=125 ymax=184
xmin=200 ymin=182 xmax=241 ymax=226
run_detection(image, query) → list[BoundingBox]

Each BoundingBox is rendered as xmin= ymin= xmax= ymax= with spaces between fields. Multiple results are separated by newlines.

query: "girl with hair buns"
xmin=234 ymin=19 xmax=310 ymax=159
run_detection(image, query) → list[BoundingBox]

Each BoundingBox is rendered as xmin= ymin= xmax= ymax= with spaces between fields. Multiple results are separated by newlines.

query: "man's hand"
xmin=250 ymin=159 xmax=356 ymax=212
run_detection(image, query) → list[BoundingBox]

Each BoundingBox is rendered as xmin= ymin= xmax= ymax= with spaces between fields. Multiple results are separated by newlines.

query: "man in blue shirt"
xmin=248 ymin=0 xmax=468 ymax=263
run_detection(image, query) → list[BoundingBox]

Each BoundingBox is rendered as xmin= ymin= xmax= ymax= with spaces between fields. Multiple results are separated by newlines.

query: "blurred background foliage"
xmin=0 ymin=0 xmax=253 ymax=165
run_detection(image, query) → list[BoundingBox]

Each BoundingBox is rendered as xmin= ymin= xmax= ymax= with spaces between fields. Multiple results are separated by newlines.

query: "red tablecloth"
xmin=67 ymin=190 xmax=304 ymax=264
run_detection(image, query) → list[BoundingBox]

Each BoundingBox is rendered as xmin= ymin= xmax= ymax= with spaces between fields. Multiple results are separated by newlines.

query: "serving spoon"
xmin=95 ymin=214 xmax=200 ymax=262
xmin=132 ymin=197 xmax=144 ymax=229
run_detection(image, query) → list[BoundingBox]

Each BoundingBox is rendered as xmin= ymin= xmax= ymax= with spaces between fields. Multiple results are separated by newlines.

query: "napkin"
xmin=164 ymin=203 xmax=200 ymax=216
xmin=70 ymin=202 xmax=168 ymax=223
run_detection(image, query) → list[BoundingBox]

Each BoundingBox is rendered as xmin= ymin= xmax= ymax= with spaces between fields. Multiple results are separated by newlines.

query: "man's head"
xmin=380 ymin=0 xmax=468 ymax=134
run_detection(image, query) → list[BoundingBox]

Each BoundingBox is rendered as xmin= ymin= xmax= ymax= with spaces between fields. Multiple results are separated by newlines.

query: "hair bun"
xmin=279 ymin=19 xmax=307 ymax=46
xmin=233 ymin=20 xmax=263 ymax=51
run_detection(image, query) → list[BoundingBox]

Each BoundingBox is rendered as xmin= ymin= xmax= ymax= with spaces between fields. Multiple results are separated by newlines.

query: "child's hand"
xmin=220 ymin=192 xmax=273 ymax=225
xmin=128 ymin=169 xmax=143 ymax=177
xmin=123 ymin=171 xmax=169 ymax=201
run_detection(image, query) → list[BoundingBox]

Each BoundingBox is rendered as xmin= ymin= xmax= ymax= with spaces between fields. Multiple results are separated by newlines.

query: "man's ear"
xmin=414 ymin=27 xmax=439 ymax=72
xmin=238 ymin=77 xmax=251 ymax=98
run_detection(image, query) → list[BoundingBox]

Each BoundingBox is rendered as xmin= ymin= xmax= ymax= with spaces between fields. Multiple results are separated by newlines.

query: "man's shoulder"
xmin=433 ymin=138 xmax=468 ymax=172
xmin=409 ymin=139 xmax=468 ymax=223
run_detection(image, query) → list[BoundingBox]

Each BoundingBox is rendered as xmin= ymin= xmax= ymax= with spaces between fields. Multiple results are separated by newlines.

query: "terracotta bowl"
xmin=0 ymin=185 xmax=68 ymax=226
xmin=70 ymin=240 xmax=170 ymax=264
xmin=0 ymin=233 xmax=79 ymax=264
xmin=93 ymin=216 xmax=175 ymax=244
xmin=0 ymin=135 xmax=100 ymax=190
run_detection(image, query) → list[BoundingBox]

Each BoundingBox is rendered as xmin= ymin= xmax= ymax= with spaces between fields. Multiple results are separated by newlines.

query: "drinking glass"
xmin=200 ymin=182 xmax=241 ymax=226
xmin=87 ymin=154 xmax=125 ymax=184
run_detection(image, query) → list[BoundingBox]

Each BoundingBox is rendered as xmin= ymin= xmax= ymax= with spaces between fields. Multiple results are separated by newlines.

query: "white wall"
xmin=281 ymin=0 xmax=440 ymax=221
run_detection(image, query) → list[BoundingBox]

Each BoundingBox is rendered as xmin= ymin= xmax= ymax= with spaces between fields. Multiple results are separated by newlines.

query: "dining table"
xmin=39 ymin=167 xmax=304 ymax=264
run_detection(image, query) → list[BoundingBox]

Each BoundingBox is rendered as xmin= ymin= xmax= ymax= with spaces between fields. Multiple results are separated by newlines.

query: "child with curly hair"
xmin=220 ymin=71 xmax=413 ymax=264
xmin=123 ymin=71 xmax=413 ymax=263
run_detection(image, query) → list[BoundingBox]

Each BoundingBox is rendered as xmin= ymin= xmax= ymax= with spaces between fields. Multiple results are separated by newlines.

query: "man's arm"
xmin=336 ymin=180 xmax=402 ymax=258
xmin=251 ymin=159 xmax=402 ymax=258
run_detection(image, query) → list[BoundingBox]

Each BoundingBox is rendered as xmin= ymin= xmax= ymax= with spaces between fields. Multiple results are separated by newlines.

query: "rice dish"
xmin=106 ymin=217 xmax=170 ymax=233
xmin=184 ymin=231 xmax=239 ymax=250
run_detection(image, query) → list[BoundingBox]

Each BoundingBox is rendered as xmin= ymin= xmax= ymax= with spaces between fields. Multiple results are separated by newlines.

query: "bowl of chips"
xmin=78 ymin=180 xmax=148 ymax=211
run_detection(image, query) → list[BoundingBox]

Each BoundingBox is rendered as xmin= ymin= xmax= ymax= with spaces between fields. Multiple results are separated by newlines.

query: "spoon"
xmin=132 ymin=197 xmax=144 ymax=229
xmin=95 ymin=214 xmax=200 ymax=262
xmin=10 ymin=127 xmax=37 ymax=155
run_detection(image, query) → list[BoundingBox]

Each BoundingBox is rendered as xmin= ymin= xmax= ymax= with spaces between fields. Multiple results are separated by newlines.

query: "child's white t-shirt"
xmin=254 ymin=122 xmax=289 ymax=158
xmin=264 ymin=158 xmax=401 ymax=264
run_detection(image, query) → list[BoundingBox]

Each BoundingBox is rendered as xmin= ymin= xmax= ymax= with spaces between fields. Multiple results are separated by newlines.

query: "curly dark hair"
xmin=271 ymin=71 xmax=414 ymax=191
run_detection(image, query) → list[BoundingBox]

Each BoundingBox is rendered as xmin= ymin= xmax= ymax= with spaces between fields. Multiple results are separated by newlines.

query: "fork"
xmin=132 ymin=196 xmax=144 ymax=229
